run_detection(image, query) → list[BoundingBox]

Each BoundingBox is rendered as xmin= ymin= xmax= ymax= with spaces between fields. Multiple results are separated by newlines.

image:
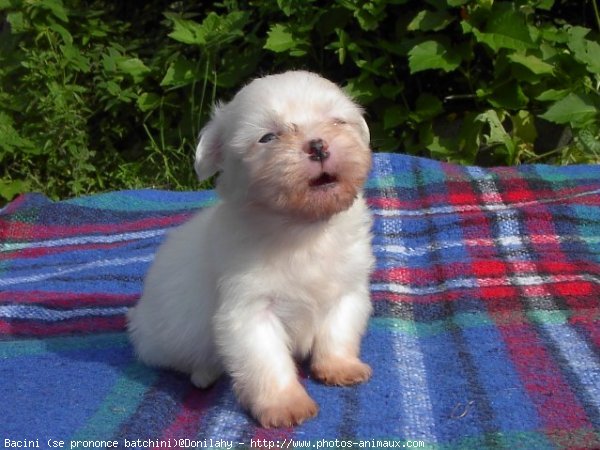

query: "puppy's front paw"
xmin=312 ymin=357 xmax=372 ymax=386
xmin=253 ymin=383 xmax=318 ymax=428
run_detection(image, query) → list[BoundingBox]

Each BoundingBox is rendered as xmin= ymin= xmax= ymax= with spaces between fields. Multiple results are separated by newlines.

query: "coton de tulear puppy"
xmin=127 ymin=71 xmax=374 ymax=428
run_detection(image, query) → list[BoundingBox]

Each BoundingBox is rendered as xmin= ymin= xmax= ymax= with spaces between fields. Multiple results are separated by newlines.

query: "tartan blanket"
xmin=1 ymin=153 xmax=600 ymax=450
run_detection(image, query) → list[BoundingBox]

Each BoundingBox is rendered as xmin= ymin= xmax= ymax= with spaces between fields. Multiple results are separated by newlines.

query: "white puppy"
xmin=127 ymin=71 xmax=374 ymax=428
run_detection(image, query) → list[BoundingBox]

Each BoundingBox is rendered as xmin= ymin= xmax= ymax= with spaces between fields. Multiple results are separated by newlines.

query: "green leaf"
xmin=0 ymin=178 xmax=29 ymax=202
xmin=455 ymin=112 xmax=484 ymax=162
xmin=289 ymin=49 xmax=307 ymax=57
xmin=165 ymin=13 xmax=207 ymax=45
xmin=408 ymin=40 xmax=461 ymax=74
xmin=576 ymin=123 xmax=600 ymax=153
xmin=351 ymin=1 xmax=387 ymax=31
xmin=512 ymin=110 xmax=537 ymax=144
xmin=536 ymin=89 xmax=570 ymax=102
xmin=469 ymin=5 xmax=535 ymax=51
xmin=101 ymin=47 xmax=121 ymax=72
xmin=264 ymin=24 xmax=297 ymax=53
xmin=413 ymin=93 xmax=443 ymax=122
xmin=49 ymin=22 xmax=73 ymax=44
xmin=478 ymin=0 xmax=494 ymax=7
xmin=426 ymin=134 xmax=454 ymax=158
xmin=60 ymin=44 xmax=90 ymax=72
xmin=380 ymin=83 xmax=404 ymax=100
xmin=476 ymin=110 xmax=516 ymax=162
xmin=408 ymin=10 xmax=454 ymax=32
xmin=160 ymin=57 xmax=197 ymax=88
xmin=419 ymin=123 xmax=452 ymax=158
xmin=104 ymin=80 xmax=121 ymax=96
xmin=136 ymin=93 xmax=161 ymax=112
xmin=476 ymin=110 xmax=507 ymax=143
xmin=577 ymin=123 xmax=600 ymax=155
xmin=0 ymin=112 xmax=37 ymax=154
xmin=488 ymin=81 xmax=528 ymax=110
xmin=344 ymin=77 xmax=379 ymax=105
xmin=537 ymin=0 xmax=555 ymax=10
xmin=540 ymin=93 xmax=599 ymax=127
xmin=197 ymin=11 xmax=248 ymax=47
xmin=118 ymin=58 xmax=151 ymax=84
xmin=7 ymin=11 xmax=25 ymax=32
xmin=383 ymin=105 xmax=408 ymax=130
xmin=566 ymin=26 xmax=600 ymax=74
xmin=566 ymin=25 xmax=591 ymax=50
xmin=276 ymin=0 xmax=295 ymax=16
xmin=39 ymin=0 xmax=69 ymax=23
xmin=507 ymin=53 xmax=554 ymax=75
xmin=356 ymin=56 xmax=388 ymax=76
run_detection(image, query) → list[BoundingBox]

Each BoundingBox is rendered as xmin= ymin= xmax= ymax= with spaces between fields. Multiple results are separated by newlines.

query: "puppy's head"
xmin=195 ymin=71 xmax=371 ymax=221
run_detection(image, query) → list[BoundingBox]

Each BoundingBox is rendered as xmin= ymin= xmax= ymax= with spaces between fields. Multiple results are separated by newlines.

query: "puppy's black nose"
xmin=308 ymin=138 xmax=330 ymax=162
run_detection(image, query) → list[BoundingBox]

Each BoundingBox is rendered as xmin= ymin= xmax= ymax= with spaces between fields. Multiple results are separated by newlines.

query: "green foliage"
xmin=1 ymin=0 xmax=599 ymax=203
xmin=259 ymin=0 xmax=600 ymax=166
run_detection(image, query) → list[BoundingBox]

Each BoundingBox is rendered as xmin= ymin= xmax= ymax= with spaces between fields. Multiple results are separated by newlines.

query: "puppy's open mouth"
xmin=308 ymin=172 xmax=339 ymax=189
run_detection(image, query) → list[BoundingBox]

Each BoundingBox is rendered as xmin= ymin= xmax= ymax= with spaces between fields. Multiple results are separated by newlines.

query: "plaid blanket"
xmin=1 ymin=153 xmax=599 ymax=449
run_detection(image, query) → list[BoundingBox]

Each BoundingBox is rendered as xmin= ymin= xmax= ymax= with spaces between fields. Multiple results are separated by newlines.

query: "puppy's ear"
xmin=194 ymin=103 xmax=224 ymax=181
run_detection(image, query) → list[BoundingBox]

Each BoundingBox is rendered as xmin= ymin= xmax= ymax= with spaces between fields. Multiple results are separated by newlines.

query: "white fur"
xmin=127 ymin=71 xmax=374 ymax=428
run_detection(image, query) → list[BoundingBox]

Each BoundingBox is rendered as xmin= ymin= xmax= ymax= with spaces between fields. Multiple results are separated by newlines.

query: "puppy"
xmin=127 ymin=71 xmax=374 ymax=428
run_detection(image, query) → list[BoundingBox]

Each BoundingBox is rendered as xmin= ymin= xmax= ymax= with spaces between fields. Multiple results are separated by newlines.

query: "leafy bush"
xmin=0 ymin=0 xmax=599 ymax=203
xmin=260 ymin=0 xmax=600 ymax=166
xmin=0 ymin=0 xmax=204 ymax=202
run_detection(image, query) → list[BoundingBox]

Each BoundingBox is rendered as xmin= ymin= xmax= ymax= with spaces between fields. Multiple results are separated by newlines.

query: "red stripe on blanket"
xmin=499 ymin=323 xmax=597 ymax=447
xmin=0 ymin=316 xmax=126 ymax=336
xmin=372 ymin=290 xmax=463 ymax=304
xmin=367 ymin=185 xmax=600 ymax=210
xmin=0 ymin=213 xmax=191 ymax=241
xmin=157 ymin=385 xmax=219 ymax=449
xmin=0 ymin=291 xmax=138 ymax=308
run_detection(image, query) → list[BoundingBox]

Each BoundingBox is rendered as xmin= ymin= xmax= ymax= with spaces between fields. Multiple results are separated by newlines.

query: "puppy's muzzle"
xmin=307 ymin=138 xmax=330 ymax=162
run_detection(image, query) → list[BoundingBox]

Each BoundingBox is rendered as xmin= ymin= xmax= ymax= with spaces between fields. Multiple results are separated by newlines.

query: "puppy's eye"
xmin=259 ymin=133 xmax=278 ymax=143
